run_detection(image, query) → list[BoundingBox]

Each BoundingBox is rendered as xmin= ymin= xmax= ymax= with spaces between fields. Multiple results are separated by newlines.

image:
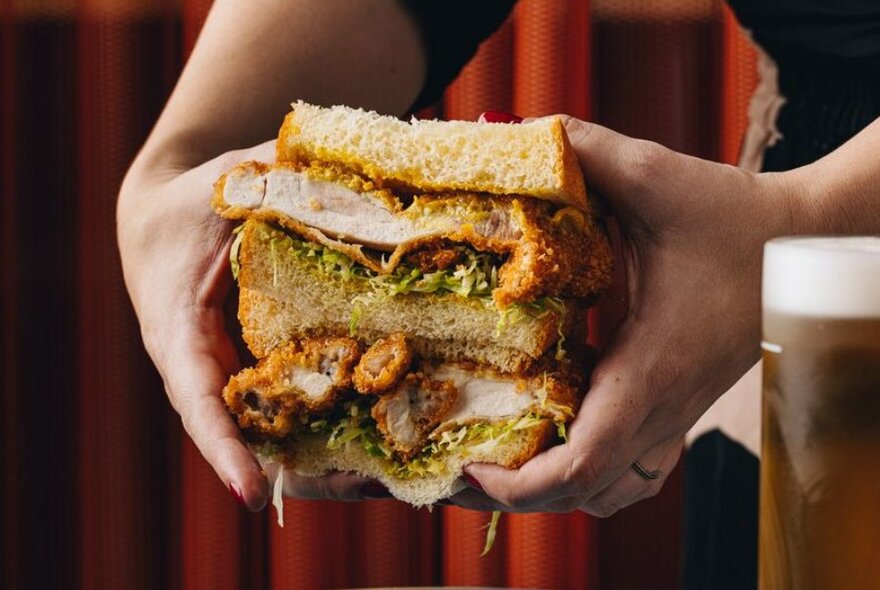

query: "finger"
xmin=464 ymin=385 xmax=644 ymax=510
xmin=161 ymin=312 xmax=268 ymax=512
xmin=281 ymin=471 xmax=377 ymax=502
xmin=170 ymin=139 xmax=277 ymax=193
xmin=172 ymin=351 xmax=269 ymax=511
xmin=578 ymin=438 xmax=683 ymax=518
xmin=466 ymin=321 xmax=674 ymax=510
xmin=441 ymin=486 xmax=582 ymax=514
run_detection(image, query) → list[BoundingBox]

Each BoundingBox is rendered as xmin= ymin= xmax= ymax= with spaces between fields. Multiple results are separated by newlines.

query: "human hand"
xmin=455 ymin=116 xmax=809 ymax=515
xmin=118 ymin=142 xmax=383 ymax=510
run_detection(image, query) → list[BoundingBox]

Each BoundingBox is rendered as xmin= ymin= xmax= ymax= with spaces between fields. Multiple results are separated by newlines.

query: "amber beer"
xmin=761 ymin=237 xmax=880 ymax=590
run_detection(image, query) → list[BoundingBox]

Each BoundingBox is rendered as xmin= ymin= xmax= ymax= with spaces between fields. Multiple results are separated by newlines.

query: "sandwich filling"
xmin=215 ymin=161 xmax=613 ymax=308
xmin=223 ymin=334 xmax=579 ymax=479
xmin=231 ymin=220 xmax=570 ymax=349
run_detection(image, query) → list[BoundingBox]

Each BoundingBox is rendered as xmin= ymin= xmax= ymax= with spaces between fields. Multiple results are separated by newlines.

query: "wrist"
xmin=756 ymin=166 xmax=827 ymax=237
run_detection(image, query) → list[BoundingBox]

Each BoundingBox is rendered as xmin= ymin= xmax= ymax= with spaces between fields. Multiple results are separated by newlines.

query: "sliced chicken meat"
xmin=216 ymin=162 xmax=613 ymax=304
xmin=371 ymin=375 xmax=458 ymax=458
xmin=220 ymin=162 xmax=522 ymax=253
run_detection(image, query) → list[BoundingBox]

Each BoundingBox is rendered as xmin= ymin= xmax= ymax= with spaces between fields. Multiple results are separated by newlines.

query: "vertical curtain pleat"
xmin=181 ymin=439 xmax=260 ymax=590
xmin=443 ymin=18 xmax=513 ymax=121
xmin=2 ymin=3 xmax=79 ymax=589
xmin=0 ymin=2 xmax=21 ymax=587
xmin=593 ymin=0 xmax=722 ymax=157
xmin=513 ymin=0 xmax=591 ymax=119
xmin=598 ymin=456 xmax=685 ymax=589
xmin=591 ymin=4 xmax=724 ymax=587
xmin=348 ymin=502 xmax=439 ymax=587
xmin=507 ymin=512 xmax=599 ymax=590
xmin=77 ymin=3 xmax=181 ymax=588
xmin=442 ymin=507 xmax=507 ymax=586
xmin=269 ymin=500 xmax=351 ymax=589
xmin=182 ymin=0 xmax=212 ymax=59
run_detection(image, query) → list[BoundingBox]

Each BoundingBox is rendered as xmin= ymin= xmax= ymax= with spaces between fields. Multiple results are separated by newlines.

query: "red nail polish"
xmin=229 ymin=483 xmax=247 ymax=508
xmin=361 ymin=482 xmax=392 ymax=499
xmin=481 ymin=111 xmax=523 ymax=124
xmin=461 ymin=474 xmax=484 ymax=491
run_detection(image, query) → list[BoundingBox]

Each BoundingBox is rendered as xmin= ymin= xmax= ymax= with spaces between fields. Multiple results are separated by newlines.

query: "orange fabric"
xmin=507 ymin=512 xmax=599 ymax=590
xmin=270 ymin=500 xmax=351 ymax=589
xmin=720 ymin=5 xmax=759 ymax=164
xmin=78 ymin=13 xmax=180 ymax=590
xmin=443 ymin=18 xmax=514 ymax=121
xmin=348 ymin=502 xmax=438 ymax=587
xmin=0 ymin=1 xmax=759 ymax=588
xmin=442 ymin=507 xmax=507 ymax=586
xmin=513 ymin=0 xmax=591 ymax=119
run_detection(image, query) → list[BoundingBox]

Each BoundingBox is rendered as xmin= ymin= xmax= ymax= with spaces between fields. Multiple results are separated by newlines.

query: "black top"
xmin=401 ymin=0 xmax=516 ymax=110
xmin=403 ymin=0 xmax=880 ymax=109
xmin=728 ymin=0 xmax=880 ymax=71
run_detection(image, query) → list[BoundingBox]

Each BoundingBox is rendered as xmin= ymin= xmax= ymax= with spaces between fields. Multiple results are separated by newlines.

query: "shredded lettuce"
xmin=348 ymin=298 xmax=364 ymax=336
xmin=481 ymin=511 xmax=502 ymax=556
xmin=496 ymin=295 xmax=568 ymax=359
xmin=307 ymin=398 xmax=565 ymax=480
xmin=260 ymin=225 xmax=500 ymax=300
xmin=229 ymin=224 xmax=245 ymax=280
xmin=238 ymin=223 xmax=569 ymax=350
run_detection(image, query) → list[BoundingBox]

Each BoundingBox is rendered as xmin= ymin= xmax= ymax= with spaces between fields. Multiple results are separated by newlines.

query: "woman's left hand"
xmin=451 ymin=116 xmax=810 ymax=515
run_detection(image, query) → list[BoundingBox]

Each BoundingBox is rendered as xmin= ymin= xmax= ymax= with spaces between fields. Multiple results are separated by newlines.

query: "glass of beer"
xmin=760 ymin=237 xmax=880 ymax=590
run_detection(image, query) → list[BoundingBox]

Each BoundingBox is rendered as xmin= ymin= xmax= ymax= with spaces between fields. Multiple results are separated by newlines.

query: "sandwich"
xmin=214 ymin=102 xmax=612 ymax=507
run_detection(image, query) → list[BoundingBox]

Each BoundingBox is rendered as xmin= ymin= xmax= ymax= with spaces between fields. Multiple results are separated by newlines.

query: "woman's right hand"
xmin=117 ymin=142 xmax=378 ymax=510
xmin=117 ymin=142 xmax=274 ymax=510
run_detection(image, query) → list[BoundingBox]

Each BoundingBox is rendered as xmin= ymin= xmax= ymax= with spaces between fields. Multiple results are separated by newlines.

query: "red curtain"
xmin=0 ymin=1 xmax=758 ymax=588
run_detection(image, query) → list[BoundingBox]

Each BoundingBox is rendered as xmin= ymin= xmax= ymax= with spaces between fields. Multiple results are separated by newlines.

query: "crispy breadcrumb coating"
xmin=214 ymin=163 xmax=613 ymax=307
xmin=222 ymin=337 xmax=360 ymax=438
xmin=353 ymin=333 xmax=414 ymax=395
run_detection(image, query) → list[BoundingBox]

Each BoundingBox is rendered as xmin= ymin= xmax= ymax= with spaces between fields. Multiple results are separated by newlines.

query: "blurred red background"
xmin=0 ymin=0 xmax=757 ymax=588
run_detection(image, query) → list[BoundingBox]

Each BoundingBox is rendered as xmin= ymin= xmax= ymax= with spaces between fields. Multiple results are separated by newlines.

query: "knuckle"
xmin=570 ymin=451 xmax=604 ymax=493
xmin=495 ymin=484 xmax=525 ymax=508
xmin=628 ymin=139 xmax=670 ymax=185
xmin=557 ymin=496 xmax=585 ymax=513
xmin=560 ymin=115 xmax=593 ymax=144
xmin=642 ymin=477 xmax=666 ymax=499
xmin=584 ymin=498 xmax=621 ymax=518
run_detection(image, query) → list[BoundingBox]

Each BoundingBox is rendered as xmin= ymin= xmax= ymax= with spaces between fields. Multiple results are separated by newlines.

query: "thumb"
xmin=561 ymin=117 xmax=669 ymax=206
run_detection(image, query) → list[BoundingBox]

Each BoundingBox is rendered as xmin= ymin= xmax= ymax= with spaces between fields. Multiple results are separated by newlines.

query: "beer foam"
xmin=764 ymin=237 xmax=880 ymax=317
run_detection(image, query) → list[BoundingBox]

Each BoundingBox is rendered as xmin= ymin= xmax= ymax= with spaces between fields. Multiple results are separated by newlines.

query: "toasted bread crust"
xmin=276 ymin=418 xmax=559 ymax=506
xmin=277 ymin=102 xmax=590 ymax=210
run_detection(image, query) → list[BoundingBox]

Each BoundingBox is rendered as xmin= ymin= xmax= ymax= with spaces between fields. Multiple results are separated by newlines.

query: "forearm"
xmin=783 ymin=116 xmax=880 ymax=236
xmin=128 ymin=0 xmax=426 ymax=182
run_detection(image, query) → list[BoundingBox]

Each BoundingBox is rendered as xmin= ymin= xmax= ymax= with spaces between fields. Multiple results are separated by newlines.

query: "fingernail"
xmin=229 ymin=483 xmax=247 ymax=508
xmin=360 ymin=482 xmax=392 ymax=499
xmin=460 ymin=474 xmax=483 ymax=492
xmin=480 ymin=111 xmax=523 ymax=124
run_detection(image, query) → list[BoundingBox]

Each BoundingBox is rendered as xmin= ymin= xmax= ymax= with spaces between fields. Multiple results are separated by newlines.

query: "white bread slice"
xmin=277 ymin=101 xmax=590 ymax=211
xmin=289 ymin=420 xmax=556 ymax=507
xmin=236 ymin=221 xmax=575 ymax=372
